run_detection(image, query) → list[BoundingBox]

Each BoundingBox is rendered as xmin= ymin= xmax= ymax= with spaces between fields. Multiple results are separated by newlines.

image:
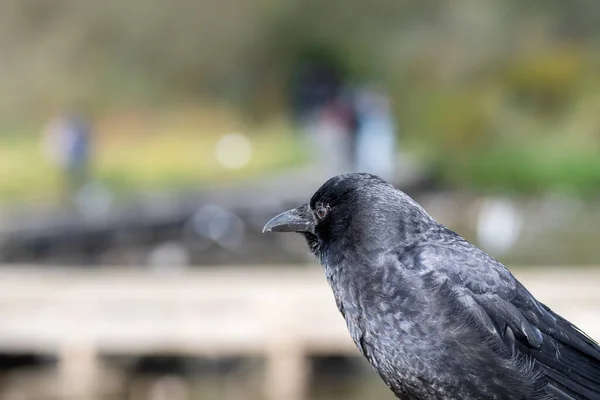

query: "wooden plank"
xmin=0 ymin=265 xmax=596 ymax=400
xmin=0 ymin=266 xmax=596 ymax=355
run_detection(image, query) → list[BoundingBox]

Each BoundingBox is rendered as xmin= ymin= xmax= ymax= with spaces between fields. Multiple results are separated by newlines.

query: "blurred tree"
xmin=2 ymin=0 xmax=600 ymax=194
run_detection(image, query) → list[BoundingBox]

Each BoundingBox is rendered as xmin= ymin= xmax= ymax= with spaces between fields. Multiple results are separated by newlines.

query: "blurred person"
xmin=307 ymin=98 xmax=355 ymax=176
xmin=289 ymin=59 xmax=357 ymax=175
xmin=289 ymin=59 xmax=342 ymax=128
xmin=353 ymin=86 xmax=397 ymax=182
xmin=42 ymin=110 xmax=92 ymax=203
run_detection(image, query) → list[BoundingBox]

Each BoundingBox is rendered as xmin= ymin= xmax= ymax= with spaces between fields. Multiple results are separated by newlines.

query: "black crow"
xmin=263 ymin=173 xmax=600 ymax=400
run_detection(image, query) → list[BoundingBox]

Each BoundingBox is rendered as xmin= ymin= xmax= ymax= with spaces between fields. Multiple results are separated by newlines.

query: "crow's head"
xmin=263 ymin=173 xmax=433 ymax=258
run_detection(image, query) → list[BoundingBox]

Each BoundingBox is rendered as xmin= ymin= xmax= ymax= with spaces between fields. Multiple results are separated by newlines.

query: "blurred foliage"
xmin=1 ymin=0 xmax=600 ymax=196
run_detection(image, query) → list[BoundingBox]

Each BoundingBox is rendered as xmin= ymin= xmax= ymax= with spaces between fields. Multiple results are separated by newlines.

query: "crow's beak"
xmin=262 ymin=204 xmax=315 ymax=233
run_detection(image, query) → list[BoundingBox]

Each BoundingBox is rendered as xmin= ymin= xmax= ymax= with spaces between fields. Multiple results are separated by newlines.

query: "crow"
xmin=262 ymin=173 xmax=600 ymax=400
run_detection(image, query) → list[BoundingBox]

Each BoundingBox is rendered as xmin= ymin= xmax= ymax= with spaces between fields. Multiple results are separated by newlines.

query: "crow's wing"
xmin=471 ymin=282 xmax=600 ymax=400
xmin=419 ymin=234 xmax=600 ymax=400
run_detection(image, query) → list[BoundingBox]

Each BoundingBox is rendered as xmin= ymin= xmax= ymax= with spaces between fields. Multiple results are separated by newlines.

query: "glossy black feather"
xmin=278 ymin=173 xmax=600 ymax=400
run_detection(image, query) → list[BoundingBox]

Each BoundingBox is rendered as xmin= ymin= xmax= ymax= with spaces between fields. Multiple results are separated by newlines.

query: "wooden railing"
xmin=0 ymin=266 xmax=597 ymax=400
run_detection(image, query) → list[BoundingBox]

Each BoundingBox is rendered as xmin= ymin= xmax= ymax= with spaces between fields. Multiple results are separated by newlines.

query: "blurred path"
xmin=0 ymin=157 xmax=432 ymax=265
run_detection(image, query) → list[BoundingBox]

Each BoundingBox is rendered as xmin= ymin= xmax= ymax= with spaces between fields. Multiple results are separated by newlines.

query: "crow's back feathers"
xmin=414 ymin=227 xmax=600 ymax=400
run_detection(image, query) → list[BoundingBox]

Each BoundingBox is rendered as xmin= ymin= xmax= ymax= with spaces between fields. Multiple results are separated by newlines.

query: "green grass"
xmin=435 ymin=142 xmax=600 ymax=197
xmin=0 ymin=110 xmax=309 ymax=204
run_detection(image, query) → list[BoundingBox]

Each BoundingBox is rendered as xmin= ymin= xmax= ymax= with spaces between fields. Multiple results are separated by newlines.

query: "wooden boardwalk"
xmin=0 ymin=266 xmax=598 ymax=400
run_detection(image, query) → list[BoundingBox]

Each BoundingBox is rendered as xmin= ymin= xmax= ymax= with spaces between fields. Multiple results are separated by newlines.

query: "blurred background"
xmin=0 ymin=0 xmax=599 ymax=399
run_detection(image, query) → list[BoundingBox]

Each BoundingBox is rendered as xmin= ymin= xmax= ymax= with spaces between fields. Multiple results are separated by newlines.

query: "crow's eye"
xmin=316 ymin=205 xmax=329 ymax=219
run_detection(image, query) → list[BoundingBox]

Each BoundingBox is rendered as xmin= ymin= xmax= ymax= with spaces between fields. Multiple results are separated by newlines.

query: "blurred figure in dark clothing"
xmin=289 ymin=60 xmax=343 ymax=126
xmin=289 ymin=60 xmax=358 ymax=175
xmin=289 ymin=60 xmax=398 ymax=181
